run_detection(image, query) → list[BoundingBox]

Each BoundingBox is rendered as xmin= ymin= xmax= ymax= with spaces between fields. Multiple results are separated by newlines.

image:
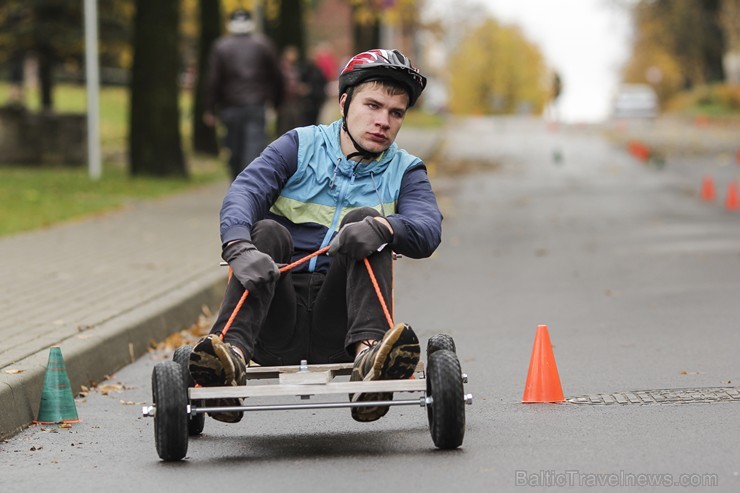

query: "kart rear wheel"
xmin=427 ymin=334 xmax=456 ymax=355
xmin=426 ymin=349 xmax=465 ymax=449
xmin=172 ymin=345 xmax=205 ymax=436
xmin=152 ymin=361 xmax=189 ymax=461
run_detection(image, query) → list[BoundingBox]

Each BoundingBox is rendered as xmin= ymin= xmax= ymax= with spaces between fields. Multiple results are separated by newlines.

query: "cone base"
xmin=522 ymin=397 xmax=565 ymax=404
xmin=33 ymin=418 xmax=81 ymax=425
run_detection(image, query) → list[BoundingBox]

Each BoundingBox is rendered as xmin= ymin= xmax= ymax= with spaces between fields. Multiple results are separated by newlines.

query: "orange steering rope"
xmin=219 ymin=246 xmax=394 ymax=339
xmin=363 ymin=257 xmax=394 ymax=330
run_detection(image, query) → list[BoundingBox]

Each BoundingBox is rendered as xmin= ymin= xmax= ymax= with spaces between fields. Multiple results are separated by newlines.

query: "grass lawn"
xmin=0 ymin=162 xmax=225 ymax=237
xmin=0 ymin=82 xmax=228 ymax=237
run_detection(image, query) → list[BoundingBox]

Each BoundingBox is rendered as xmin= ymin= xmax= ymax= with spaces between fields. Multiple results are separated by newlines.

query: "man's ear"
xmin=339 ymin=93 xmax=347 ymax=118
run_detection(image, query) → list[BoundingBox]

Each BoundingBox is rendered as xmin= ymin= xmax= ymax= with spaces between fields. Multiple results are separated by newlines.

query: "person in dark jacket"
xmin=300 ymin=47 xmax=328 ymax=125
xmin=204 ymin=9 xmax=283 ymax=179
xmin=189 ymin=49 xmax=442 ymax=424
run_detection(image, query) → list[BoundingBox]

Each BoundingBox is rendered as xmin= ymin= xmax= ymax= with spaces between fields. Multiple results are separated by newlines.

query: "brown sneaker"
xmin=349 ymin=323 xmax=420 ymax=422
xmin=189 ymin=334 xmax=247 ymax=423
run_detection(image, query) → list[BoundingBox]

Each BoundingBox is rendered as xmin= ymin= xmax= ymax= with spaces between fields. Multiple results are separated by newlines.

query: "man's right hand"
xmin=222 ymin=241 xmax=280 ymax=292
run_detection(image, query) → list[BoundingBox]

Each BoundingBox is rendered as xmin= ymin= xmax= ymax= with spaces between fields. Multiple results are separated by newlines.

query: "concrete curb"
xmin=0 ymin=269 xmax=227 ymax=440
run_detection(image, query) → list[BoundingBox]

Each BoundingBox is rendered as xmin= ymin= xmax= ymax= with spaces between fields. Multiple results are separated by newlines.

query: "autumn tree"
xmin=349 ymin=0 xmax=422 ymax=53
xmin=447 ymin=17 xmax=549 ymax=115
xmin=129 ymin=0 xmax=185 ymax=177
xmin=622 ymin=0 xmax=726 ymax=103
xmin=0 ymin=0 xmax=132 ymax=110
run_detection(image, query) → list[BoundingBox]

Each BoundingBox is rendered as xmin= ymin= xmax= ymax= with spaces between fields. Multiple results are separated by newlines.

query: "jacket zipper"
xmin=309 ymin=157 xmax=355 ymax=271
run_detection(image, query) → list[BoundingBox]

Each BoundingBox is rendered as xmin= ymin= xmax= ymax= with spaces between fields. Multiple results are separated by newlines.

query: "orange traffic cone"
xmin=627 ymin=140 xmax=650 ymax=162
xmin=701 ymin=176 xmax=716 ymax=201
xmin=522 ymin=325 xmax=565 ymax=403
xmin=725 ymin=182 xmax=739 ymax=211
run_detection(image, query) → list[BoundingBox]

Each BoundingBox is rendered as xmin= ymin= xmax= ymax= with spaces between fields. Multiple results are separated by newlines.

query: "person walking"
xmin=188 ymin=49 xmax=441 ymax=425
xmin=276 ymin=45 xmax=308 ymax=135
xmin=300 ymin=47 xmax=328 ymax=125
xmin=204 ymin=9 xmax=284 ymax=179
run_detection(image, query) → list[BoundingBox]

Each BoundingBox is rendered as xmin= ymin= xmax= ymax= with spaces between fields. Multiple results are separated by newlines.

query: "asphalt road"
xmin=2 ymin=117 xmax=739 ymax=492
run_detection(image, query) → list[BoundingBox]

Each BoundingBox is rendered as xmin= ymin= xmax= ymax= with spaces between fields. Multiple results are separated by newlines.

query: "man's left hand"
xmin=328 ymin=217 xmax=393 ymax=260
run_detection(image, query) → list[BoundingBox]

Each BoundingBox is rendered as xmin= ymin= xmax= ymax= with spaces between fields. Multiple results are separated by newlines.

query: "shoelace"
xmin=356 ymin=339 xmax=378 ymax=358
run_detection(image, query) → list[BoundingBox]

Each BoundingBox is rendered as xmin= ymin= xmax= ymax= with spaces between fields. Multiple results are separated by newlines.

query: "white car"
xmin=612 ymin=84 xmax=659 ymax=119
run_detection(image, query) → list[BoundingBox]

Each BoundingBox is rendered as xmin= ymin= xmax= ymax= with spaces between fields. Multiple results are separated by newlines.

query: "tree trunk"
xmin=37 ymin=49 xmax=54 ymax=111
xmin=720 ymin=0 xmax=740 ymax=83
xmin=191 ymin=0 xmax=220 ymax=155
xmin=352 ymin=10 xmax=380 ymax=53
xmin=276 ymin=0 xmax=305 ymax=55
xmin=129 ymin=0 xmax=186 ymax=177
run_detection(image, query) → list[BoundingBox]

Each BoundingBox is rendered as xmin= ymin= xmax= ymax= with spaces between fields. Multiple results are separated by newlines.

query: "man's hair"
xmin=353 ymin=79 xmax=411 ymax=106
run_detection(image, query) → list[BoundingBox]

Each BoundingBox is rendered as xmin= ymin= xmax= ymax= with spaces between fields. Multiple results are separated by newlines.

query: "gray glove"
xmin=328 ymin=217 xmax=392 ymax=260
xmin=222 ymin=241 xmax=280 ymax=292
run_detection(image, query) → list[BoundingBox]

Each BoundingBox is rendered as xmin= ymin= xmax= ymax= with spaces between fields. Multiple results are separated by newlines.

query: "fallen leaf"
xmin=120 ymin=400 xmax=145 ymax=406
xmin=151 ymin=308 xmax=213 ymax=352
xmin=59 ymin=423 xmax=72 ymax=429
xmin=98 ymin=384 xmax=124 ymax=394
xmin=3 ymin=369 xmax=23 ymax=374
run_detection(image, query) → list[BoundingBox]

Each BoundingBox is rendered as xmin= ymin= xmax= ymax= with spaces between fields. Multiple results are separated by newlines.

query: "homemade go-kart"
xmin=143 ymin=247 xmax=473 ymax=461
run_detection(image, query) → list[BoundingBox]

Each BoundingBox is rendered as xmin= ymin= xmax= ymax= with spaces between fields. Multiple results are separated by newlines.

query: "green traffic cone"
xmin=34 ymin=347 xmax=80 ymax=424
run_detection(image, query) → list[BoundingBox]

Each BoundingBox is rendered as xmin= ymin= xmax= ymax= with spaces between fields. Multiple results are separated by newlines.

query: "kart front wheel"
xmin=426 ymin=349 xmax=465 ymax=449
xmin=172 ymin=345 xmax=205 ymax=436
xmin=427 ymin=334 xmax=456 ymax=356
xmin=152 ymin=361 xmax=189 ymax=461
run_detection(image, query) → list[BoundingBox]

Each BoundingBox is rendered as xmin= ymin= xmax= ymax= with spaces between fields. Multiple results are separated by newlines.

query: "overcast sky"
xmin=429 ymin=0 xmax=634 ymax=122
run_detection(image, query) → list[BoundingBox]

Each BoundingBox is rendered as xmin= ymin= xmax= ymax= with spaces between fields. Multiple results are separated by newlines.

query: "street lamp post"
xmin=83 ymin=0 xmax=101 ymax=180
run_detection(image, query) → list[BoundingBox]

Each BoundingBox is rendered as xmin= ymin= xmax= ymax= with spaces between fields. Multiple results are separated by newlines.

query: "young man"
xmin=189 ymin=49 xmax=443 ymax=423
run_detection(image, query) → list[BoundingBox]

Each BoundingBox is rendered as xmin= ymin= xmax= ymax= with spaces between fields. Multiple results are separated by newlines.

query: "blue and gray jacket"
xmin=220 ymin=119 xmax=443 ymax=273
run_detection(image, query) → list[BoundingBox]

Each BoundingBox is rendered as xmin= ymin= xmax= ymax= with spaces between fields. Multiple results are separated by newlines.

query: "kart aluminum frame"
xmin=143 ymin=361 xmax=471 ymax=417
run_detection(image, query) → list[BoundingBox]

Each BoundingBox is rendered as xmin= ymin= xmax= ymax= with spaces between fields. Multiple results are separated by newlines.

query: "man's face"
xmin=340 ymin=83 xmax=409 ymax=156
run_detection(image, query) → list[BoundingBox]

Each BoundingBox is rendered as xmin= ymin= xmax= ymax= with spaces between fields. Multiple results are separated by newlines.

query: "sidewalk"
xmin=0 ymin=125 xmax=443 ymax=439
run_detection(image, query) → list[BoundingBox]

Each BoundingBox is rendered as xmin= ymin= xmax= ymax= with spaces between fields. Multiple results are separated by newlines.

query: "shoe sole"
xmin=351 ymin=324 xmax=420 ymax=422
xmin=208 ymin=398 xmax=243 ymax=423
xmin=365 ymin=323 xmax=419 ymax=383
xmin=189 ymin=336 xmax=227 ymax=387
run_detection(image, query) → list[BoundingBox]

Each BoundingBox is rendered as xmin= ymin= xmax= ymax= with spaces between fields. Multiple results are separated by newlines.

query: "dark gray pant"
xmin=210 ymin=208 xmax=393 ymax=365
xmin=219 ymin=103 xmax=267 ymax=179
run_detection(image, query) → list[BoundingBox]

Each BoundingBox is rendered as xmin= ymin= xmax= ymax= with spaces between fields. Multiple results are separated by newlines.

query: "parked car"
xmin=611 ymin=84 xmax=659 ymax=119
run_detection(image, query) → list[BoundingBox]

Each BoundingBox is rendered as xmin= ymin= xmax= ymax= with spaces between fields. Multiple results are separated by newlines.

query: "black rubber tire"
xmin=152 ymin=361 xmax=189 ymax=461
xmin=426 ymin=349 xmax=465 ymax=449
xmin=172 ymin=345 xmax=205 ymax=436
xmin=427 ymin=334 xmax=456 ymax=355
